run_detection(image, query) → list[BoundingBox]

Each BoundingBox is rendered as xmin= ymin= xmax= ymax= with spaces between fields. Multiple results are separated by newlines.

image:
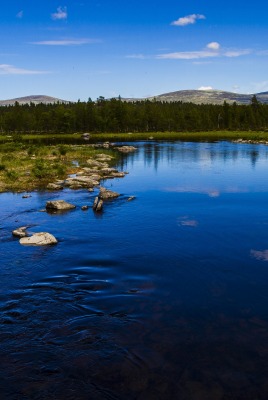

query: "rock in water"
xmin=99 ymin=187 xmax=120 ymax=200
xmin=12 ymin=226 xmax=28 ymax=238
xmin=47 ymin=183 xmax=63 ymax=191
xmin=96 ymin=199 xmax=103 ymax=211
xmin=46 ymin=200 xmax=76 ymax=210
xmin=116 ymin=146 xmax=137 ymax=153
xmin=20 ymin=232 xmax=57 ymax=246
xmin=92 ymin=196 xmax=103 ymax=212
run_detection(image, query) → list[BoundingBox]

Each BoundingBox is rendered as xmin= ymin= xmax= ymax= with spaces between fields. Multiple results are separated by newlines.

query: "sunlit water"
xmin=1 ymin=141 xmax=268 ymax=399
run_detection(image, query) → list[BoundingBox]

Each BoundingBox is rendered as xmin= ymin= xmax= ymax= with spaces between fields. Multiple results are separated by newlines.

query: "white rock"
xmin=20 ymin=232 xmax=57 ymax=246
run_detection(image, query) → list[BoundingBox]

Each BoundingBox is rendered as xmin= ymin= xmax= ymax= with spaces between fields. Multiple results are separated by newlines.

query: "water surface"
xmin=1 ymin=141 xmax=268 ymax=399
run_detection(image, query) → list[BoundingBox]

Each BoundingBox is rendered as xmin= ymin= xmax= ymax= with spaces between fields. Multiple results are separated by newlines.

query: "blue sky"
xmin=1 ymin=1 xmax=268 ymax=101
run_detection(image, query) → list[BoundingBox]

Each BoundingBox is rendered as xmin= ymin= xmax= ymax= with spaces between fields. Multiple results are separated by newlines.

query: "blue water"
xmin=1 ymin=141 xmax=268 ymax=399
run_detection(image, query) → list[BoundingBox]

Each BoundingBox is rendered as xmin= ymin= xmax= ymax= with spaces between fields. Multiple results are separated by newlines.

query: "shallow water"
xmin=1 ymin=141 xmax=268 ymax=399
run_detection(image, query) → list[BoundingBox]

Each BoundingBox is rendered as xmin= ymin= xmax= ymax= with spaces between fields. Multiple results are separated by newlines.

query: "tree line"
xmin=0 ymin=95 xmax=267 ymax=133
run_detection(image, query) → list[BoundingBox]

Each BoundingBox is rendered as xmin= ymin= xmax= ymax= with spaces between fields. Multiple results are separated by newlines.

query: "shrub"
xmin=5 ymin=169 xmax=19 ymax=181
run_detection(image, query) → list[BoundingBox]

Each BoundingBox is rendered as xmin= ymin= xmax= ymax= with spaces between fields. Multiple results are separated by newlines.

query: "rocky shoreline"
xmin=11 ymin=144 xmax=137 ymax=246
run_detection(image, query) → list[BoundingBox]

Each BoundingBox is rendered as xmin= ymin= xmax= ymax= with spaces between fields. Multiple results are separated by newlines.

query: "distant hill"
xmin=0 ymin=95 xmax=69 ymax=106
xmin=125 ymin=90 xmax=268 ymax=105
xmin=2 ymin=90 xmax=268 ymax=106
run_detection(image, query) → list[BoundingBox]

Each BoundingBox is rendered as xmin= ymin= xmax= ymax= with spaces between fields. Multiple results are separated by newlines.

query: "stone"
xmin=20 ymin=232 xmax=57 ymax=246
xmin=46 ymin=200 xmax=76 ymax=211
xmin=22 ymin=194 xmax=31 ymax=198
xmin=116 ymin=146 xmax=137 ymax=153
xmin=127 ymin=196 xmax=136 ymax=201
xmin=95 ymin=154 xmax=114 ymax=161
xmin=12 ymin=226 xmax=28 ymax=238
xmin=92 ymin=196 xmax=103 ymax=212
xmin=47 ymin=183 xmax=63 ymax=190
xmin=81 ymin=205 xmax=89 ymax=210
xmin=96 ymin=199 xmax=103 ymax=211
xmin=99 ymin=186 xmax=120 ymax=200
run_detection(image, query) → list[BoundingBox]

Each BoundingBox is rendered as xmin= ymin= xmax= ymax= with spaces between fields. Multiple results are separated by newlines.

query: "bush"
xmin=0 ymin=164 xmax=6 ymax=171
xmin=58 ymin=145 xmax=67 ymax=156
xmin=32 ymin=159 xmax=52 ymax=178
xmin=5 ymin=169 xmax=19 ymax=181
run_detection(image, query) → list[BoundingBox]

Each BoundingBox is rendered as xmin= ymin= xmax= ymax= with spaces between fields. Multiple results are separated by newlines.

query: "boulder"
xmin=47 ymin=183 xmax=63 ymax=191
xmin=81 ymin=205 xmax=89 ymax=210
xmin=127 ymin=196 xmax=136 ymax=201
xmin=20 ymin=232 xmax=57 ymax=246
xmin=12 ymin=226 xmax=28 ymax=238
xmin=99 ymin=187 xmax=120 ymax=200
xmin=46 ymin=200 xmax=76 ymax=211
xmin=92 ymin=196 xmax=103 ymax=212
xmin=116 ymin=146 xmax=137 ymax=153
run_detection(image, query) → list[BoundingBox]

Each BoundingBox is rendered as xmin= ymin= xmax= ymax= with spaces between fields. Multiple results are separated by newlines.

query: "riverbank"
xmin=0 ymin=142 xmax=120 ymax=193
xmin=1 ymin=130 xmax=268 ymax=143
xmin=1 ymin=130 xmax=268 ymax=192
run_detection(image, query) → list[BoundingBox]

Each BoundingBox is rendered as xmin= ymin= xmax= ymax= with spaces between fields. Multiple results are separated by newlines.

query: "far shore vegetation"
xmin=1 ymin=96 xmax=268 ymax=193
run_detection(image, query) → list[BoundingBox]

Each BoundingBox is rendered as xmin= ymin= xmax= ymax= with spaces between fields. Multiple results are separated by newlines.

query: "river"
xmin=1 ymin=141 xmax=268 ymax=399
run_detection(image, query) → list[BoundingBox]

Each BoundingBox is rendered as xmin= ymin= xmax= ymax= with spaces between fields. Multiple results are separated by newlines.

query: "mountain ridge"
xmin=0 ymin=95 xmax=69 ymax=106
xmin=2 ymin=90 xmax=268 ymax=106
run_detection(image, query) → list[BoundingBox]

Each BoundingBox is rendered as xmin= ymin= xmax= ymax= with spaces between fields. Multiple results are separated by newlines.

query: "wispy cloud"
xmin=51 ymin=6 xmax=67 ymax=21
xmin=31 ymin=38 xmax=101 ymax=46
xmin=157 ymin=43 xmax=251 ymax=60
xmin=224 ymin=50 xmax=251 ymax=57
xmin=171 ymin=14 xmax=206 ymax=27
xmin=0 ymin=64 xmax=49 ymax=75
xmin=125 ymin=54 xmax=147 ymax=59
xmin=16 ymin=10 xmax=23 ymax=19
xmin=157 ymin=50 xmax=218 ymax=60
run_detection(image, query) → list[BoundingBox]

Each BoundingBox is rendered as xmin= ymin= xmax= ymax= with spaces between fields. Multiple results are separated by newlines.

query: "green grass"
xmin=0 ymin=142 xmax=116 ymax=193
xmin=1 ymin=130 xmax=268 ymax=143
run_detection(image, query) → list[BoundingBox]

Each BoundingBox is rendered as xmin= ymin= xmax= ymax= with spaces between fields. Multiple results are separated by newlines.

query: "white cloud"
xmin=157 ymin=43 xmax=251 ymax=60
xmin=224 ymin=50 xmax=251 ymax=57
xmin=171 ymin=14 xmax=206 ymax=27
xmin=207 ymin=42 xmax=220 ymax=51
xmin=31 ymin=38 xmax=100 ymax=46
xmin=16 ymin=10 xmax=23 ymax=19
xmin=198 ymin=86 xmax=213 ymax=91
xmin=157 ymin=51 xmax=219 ymax=60
xmin=51 ymin=6 xmax=67 ymax=20
xmin=0 ymin=64 xmax=49 ymax=75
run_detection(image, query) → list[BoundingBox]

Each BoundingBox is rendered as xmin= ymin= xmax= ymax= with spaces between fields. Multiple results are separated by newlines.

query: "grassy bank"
xmin=0 ymin=142 xmax=116 ymax=193
xmin=1 ymin=130 xmax=268 ymax=142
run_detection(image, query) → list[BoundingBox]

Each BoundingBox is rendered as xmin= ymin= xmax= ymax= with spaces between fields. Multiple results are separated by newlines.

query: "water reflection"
xmin=1 ymin=141 xmax=268 ymax=399
xmin=118 ymin=140 xmax=266 ymax=172
xmin=251 ymin=249 xmax=268 ymax=261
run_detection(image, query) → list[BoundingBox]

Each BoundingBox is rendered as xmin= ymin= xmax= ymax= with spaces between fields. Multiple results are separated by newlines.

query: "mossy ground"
xmin=0 ymin=142 xmax=116 ymax=192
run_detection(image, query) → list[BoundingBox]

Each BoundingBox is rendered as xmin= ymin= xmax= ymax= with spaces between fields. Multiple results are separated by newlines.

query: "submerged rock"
xmin=46 ymin=200 xmax=76 ymax=211
xmin=99 ymin=187 xmax=120 ymax=200
xmin=20 ymin=232 xmax=57 ymax=246
xmin=12 ymin=226 xmax=28 ymax=238
xmin=127 ymin=196 xmax=136 ymax=201
xmin=81 ymin=205 xmax=89 ymax=210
